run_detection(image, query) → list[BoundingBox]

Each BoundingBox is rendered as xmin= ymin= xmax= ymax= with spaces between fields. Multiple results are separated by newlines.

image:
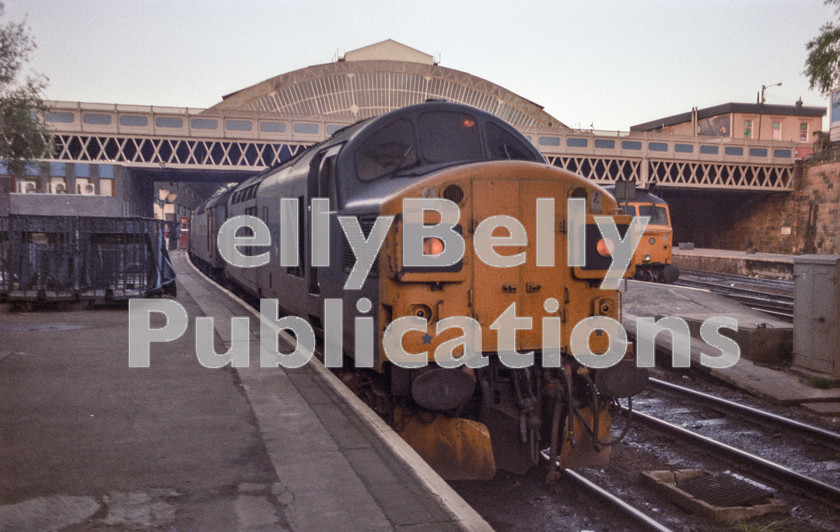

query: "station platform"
xmin=672 ymin=247 xmax=794 ymax=280
xmin=0 ymin=251 xmax=489 ymax=531
xmin=621 ymin=280 xmax=840 ymax=414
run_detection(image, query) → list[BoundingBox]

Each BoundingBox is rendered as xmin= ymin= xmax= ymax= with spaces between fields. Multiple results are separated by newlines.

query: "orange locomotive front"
xmin=376 ymin=161 xmax=646 ymax=479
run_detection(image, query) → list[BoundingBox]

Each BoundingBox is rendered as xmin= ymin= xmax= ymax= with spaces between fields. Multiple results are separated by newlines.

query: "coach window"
xmin=485 ymin=122 xmax=540 ymax=161
xmin=419 ymin=111 xmax=482 ymax=164
xmin=355 ymin=118 xmax=416 ymax=181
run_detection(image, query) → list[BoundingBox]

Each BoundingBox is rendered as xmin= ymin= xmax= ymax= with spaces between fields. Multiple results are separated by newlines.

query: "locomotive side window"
xmin=418 ymin=111 xmax=482 ymax=164
xmin=485 ymin=122 xmax=540 ymax=161
xmin=355 ymin=119 xmax=417 ymax=181
xmin=287 ymin=196 xmax=305 ymax=277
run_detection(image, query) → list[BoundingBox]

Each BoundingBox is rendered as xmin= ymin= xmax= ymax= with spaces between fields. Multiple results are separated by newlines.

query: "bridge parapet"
xmin=44 ymin=100 xmax=355 ymax=143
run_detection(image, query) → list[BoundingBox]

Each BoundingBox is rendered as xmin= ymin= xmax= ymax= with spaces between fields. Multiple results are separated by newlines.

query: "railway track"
xmin=631 ymin=378 xmax=840 ymax=507
xmin=675 ymin=269 xmax=794 ymax=320
xmin=539 ymin=452 xmax=674 ymax=532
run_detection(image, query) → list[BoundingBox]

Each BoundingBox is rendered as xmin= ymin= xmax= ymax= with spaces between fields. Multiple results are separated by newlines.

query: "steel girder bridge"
xmin=43 ymin=100 xmax=797 ymax=192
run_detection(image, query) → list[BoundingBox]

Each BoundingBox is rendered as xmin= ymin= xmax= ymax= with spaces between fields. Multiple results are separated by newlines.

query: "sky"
xmin=4 ymin=0 xmax=837 ymax=131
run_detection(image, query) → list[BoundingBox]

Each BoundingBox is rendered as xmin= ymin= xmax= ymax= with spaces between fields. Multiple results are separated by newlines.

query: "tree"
xmin=805 ymin=0 xmax=840 ymax=95
xmin=0 ymin=1 xmax=49 ymax=175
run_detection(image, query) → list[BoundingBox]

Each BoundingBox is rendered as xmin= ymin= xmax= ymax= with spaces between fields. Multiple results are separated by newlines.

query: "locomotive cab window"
xmin=355 ymin=118 xmax=417 ymax=181
xmin=418 ymin=111 xmax=482 ymax=164
xmin=485 ymin=122 xmax=540 ymax=161
xmin=638 ymin=205 xmax=669 ymax=226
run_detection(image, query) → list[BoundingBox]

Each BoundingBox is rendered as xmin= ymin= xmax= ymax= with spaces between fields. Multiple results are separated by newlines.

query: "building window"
xmin=50 ymin=162 xmax=66 ymax=176
xmin=800 ymin=123 xmax=808 ymax=142
xmin=772 ymin=121 xmax=781 ymax=140
xmin=744 ymin=120 xmax=752 ymax=139
xmin=98 ymin=164 xmax=114 ymax=179
xmin=74 ymin=163 xmax=90 ymax=178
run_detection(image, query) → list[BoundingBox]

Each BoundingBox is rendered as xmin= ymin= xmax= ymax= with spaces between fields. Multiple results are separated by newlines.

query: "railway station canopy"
xmin=207 ymin=39 xmax=567 ymax=129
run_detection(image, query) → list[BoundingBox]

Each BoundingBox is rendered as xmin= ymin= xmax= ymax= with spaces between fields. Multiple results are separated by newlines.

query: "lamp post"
xmin=757 ymin=82 xmax=782 ymax=140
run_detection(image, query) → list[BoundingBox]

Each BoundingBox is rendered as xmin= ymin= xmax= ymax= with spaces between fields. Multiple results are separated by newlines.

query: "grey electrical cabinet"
xmin=793 ymin=255 xmax=840 ymax=378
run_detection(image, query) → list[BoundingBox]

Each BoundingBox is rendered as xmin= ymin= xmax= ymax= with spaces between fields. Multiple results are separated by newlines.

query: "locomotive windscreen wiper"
xmin=384 ymin=144 xmax=419 ymax=178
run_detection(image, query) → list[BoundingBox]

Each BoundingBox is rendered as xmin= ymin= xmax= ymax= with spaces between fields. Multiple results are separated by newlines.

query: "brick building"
xmin=631 ymin=102 xmax=825 ymax=158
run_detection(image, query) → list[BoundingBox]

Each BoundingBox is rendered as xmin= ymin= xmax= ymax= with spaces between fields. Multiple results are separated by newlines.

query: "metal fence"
xmin=0 ymin=214 xmax=175 ymax=305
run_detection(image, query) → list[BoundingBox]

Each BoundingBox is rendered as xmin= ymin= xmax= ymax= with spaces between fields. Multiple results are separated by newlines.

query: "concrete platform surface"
xmin=0 ymin=251 xmax=489 ymax=531
xmin=622 ymin=280 xmax=840 ymax=407
xmin=672 ymin=247 xmax=793 ymax=280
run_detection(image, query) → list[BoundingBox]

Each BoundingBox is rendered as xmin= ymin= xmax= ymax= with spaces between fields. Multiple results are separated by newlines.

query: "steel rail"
xmin=648 ymin=377 xmax=840 ymax=446
xmin=540 ymin=451 xmax=674 ymax=532
xmin=626 ymin=408 xmax=840 ymax=507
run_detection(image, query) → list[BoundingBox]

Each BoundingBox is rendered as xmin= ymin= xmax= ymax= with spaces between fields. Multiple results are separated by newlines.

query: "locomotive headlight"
xmin=407 ymin=304 xmax=433 ymax=321
xmin=598 ymin=299 xmax=614 ymax=315
xmin=423 ymin=237 xmax=445 ymax=256
xmin=648 ymin=237 xmax=656 ymax=245
xmin=596 ymin=238 xmax=614 ymax=257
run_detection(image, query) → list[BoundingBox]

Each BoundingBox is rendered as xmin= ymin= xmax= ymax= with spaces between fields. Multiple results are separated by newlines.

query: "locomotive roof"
xmin=196 ymin=101 xmax=546 ymax=213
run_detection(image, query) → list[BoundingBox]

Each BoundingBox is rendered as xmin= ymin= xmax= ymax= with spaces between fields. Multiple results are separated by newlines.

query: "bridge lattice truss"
xmin=50 ymin=132 xmax=795 ymax=191
xmin=545 ymin=155 xmax=794 ymax=190
xmin=51 ymin=134 xmax=307 ymax=169
xmin=40 ymin=102 xmax=797 ymax=191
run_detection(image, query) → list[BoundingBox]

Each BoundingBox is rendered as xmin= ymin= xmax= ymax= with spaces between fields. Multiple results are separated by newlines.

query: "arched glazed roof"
xmin=208 ymin=40 xmax=567 ymax=129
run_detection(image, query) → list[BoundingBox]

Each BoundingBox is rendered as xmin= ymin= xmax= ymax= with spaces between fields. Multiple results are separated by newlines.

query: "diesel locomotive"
xmin=190 ymin=101 xmax=647 ymax=480
xmin=604 ymin=185 xmax=679 ymax=284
